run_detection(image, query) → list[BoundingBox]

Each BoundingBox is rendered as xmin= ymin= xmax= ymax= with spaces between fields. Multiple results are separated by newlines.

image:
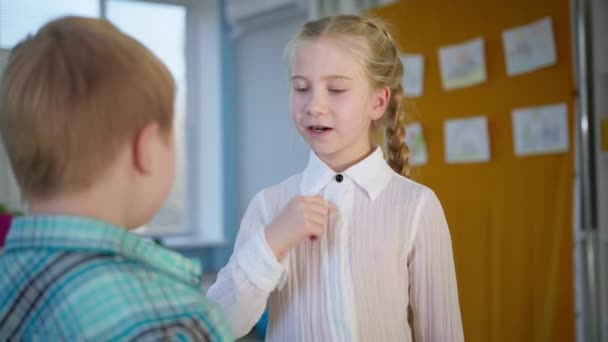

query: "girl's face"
xmin=289 ymin=36 xmax=389 ymax=171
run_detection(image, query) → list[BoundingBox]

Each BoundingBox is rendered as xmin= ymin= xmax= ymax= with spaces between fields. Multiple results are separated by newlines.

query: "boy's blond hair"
xmin=0 ymin=16 xmax=175 ymax=198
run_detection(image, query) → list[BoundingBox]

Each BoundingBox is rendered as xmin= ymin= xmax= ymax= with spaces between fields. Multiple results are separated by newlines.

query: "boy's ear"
xmin=371 ymin=85 xmax=391 ymax=120
xmin=133 ymin=122 xmax=160 ymax=175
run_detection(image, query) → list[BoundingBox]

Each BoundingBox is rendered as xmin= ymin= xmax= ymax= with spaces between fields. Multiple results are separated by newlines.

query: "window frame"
xmin=0 ymin=0 xmax=226 ymax=246
xmin=100 ymin=0 xmax=227 ymax=246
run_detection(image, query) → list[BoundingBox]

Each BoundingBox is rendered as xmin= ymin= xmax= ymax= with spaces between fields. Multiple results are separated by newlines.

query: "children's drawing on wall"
xmin=404 ymin=122 xmax=428 ymax=166
xmin=502 ymin=17 xmax=557 ymax=76
xmin=400 ymin=54 xmax=424 ymax=97
xmin=438 ymin=37 xmax=487 ymax=90
xmin=512 ymin=103 xmax=569 ymax=156
xmin=444 ymin=116 xmax=490 ymax=163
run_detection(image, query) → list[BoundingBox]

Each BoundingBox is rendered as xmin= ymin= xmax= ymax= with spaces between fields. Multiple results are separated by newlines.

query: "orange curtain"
xmin=369 ymin=1 xmax=575 ymax=341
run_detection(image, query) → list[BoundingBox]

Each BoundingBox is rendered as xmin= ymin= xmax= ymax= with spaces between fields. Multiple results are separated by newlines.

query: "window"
xmin=107 ymin=0 xmax=188 ymax=236
xmin=0 ymin=0 xmax=225 ymax=245
xmin=0 ymin=0 xmax=99 ymax=48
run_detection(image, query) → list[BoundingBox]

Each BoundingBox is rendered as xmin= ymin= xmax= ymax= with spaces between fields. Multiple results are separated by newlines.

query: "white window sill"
xmin=162 ymin=237 xmax=228 ymax=248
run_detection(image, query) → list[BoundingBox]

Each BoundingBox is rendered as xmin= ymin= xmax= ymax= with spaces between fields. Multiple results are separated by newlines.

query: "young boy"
xmin=0 ymin=17 xmax=231 ymax=341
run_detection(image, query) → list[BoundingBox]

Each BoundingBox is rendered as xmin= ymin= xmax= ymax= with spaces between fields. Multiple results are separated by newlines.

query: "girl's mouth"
xmin=307 ymin=126 xmax=333 ymax=137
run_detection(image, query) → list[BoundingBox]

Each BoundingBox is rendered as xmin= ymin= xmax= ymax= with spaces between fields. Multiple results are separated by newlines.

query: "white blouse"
xmin=207 ymin=148 xmax=464 ymax=341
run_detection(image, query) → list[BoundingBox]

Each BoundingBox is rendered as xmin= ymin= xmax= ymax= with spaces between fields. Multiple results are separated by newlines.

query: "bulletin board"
xmin=369 ymin=1 xmax=575 ymax=341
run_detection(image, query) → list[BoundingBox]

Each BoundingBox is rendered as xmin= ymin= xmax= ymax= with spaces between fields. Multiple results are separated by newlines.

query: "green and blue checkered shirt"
xmin=0 ymin=216 xmax=232 ymax=341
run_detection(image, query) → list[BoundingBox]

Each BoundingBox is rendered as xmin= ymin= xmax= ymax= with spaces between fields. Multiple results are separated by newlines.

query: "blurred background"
xmin=0 ymin=0 xmax=606 ymax=341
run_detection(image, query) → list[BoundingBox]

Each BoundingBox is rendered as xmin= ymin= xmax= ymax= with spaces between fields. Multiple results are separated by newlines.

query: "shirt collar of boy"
xmin=4 ymin=215 xmax=203 ymax=286
xmin=300 ymin=147 xmax=394 ymax=201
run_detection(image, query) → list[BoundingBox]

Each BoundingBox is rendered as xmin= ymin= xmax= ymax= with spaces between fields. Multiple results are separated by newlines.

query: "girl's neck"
xmin=316 ymin=145 xmax=376 ymax=173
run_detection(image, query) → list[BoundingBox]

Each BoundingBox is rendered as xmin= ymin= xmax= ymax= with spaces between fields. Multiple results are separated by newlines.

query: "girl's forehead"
xmin=291 ymin=36 xmax=368 ymax=77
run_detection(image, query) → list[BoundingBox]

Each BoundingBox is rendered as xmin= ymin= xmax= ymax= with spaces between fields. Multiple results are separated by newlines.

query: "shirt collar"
xmin=5 ymin=215 xmax=202 ymax=286
xmin=300 ymin=147 xmax=394 ymax=201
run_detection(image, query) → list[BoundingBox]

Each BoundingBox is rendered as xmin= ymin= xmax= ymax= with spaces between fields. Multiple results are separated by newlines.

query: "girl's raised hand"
xmin=265 ymin=196 xmax=336 ymax=261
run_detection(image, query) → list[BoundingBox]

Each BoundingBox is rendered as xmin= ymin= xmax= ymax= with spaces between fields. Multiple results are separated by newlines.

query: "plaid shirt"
xmin=0 ymin=216 xmax=232 ymax=341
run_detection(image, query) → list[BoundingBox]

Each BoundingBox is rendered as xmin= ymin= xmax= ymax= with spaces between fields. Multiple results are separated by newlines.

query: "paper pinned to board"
xmin=502 ymin=17 xmax=557 ymax=76
xmin=512 ymin=103 xmax=568 ymax=156
xmin=405 ymin=122 xmax=428 ymax=166
xmin=400 ymin=54 xmax=424 ymax=97
xmin=444 ymin=116 xmax=491 ymax=163
xmin=438 ymin=37 xmax=487 ymax=90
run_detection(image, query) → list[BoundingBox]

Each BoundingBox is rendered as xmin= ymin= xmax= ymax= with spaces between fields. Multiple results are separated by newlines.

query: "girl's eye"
xmin=293 ymin=87 xmax=309 ymax=92
xmin=329 ymin=88 xmax=346 ymax=94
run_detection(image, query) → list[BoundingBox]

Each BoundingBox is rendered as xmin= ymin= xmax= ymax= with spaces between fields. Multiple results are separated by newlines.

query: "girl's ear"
xmin=371 ymin=86 xmax=391 ymax=120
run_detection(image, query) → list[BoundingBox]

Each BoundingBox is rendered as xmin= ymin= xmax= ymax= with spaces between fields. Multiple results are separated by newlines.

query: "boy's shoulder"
xmin=73 ymin=262 xmax=228 ymax=338
xmin=0 ymin=248 xmax=230 ymax=341
xmin=70 ymin=251 xmax=214 ymax=303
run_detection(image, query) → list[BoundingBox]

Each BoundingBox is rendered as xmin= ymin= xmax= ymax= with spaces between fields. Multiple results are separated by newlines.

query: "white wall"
xmin=591 ymin=0 xmax=608 ymax=338
xmin=233 ymin=10 xmax=309 ymax=214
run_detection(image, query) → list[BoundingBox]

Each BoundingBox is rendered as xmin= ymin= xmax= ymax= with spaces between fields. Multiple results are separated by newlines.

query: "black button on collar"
xmin=335 ymin=174 xmax=344 ymax=183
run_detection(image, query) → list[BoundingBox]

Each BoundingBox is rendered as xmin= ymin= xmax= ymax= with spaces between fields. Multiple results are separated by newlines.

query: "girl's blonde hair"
xmin=288 ymin=15 xmax=410 ymax=178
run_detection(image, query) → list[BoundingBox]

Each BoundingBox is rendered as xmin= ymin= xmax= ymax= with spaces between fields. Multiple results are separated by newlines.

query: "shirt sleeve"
xmin=408 ymin=190 xmax=464 ymax=342
xmin=206 ymin=191 xmax=287 ymax=338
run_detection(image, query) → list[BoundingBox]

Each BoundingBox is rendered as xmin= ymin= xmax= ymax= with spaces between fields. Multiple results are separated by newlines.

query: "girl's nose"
xmin=306 ymin=90 xmax=328 ymax=116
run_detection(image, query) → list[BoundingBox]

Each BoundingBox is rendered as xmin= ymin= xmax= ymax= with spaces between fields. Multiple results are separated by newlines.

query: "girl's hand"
xmin=265 ymin=196 xmax=335 ymax=261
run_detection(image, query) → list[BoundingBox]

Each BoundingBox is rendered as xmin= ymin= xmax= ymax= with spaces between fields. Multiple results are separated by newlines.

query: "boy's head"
xmin=0 ymin=17 xmax=176 ymax=227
